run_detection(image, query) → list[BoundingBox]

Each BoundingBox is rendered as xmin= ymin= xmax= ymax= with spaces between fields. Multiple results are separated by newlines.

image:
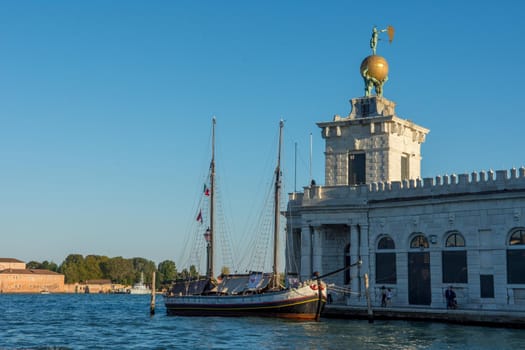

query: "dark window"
xmin=401 ymin=154 xmax=409 ymax=181
xmin=376 ymin=253 xmax=396 ymax=284
xmin=507 ymin=228 xmax=525 ymax=284
xmin=348 ymin=153 xmax=366 ymax=185
xmin=410 ymin=234 xmax=429 ymax=249
xmin=378 ymin=236 xmax=395 ymax=249
xmin=480 ymin=275 xmax=495 ymax=298
xmin=442 ymin=251 xmax=468 ymax=283
xmin=443 ymin=232 xmax=467 ymax=284
xmin=507 ymin=250 xmax=525 ymax=284
xmin=344 ymin=244 xmax=351 ymax=285
xmin=376 ymin=235 xmax=396 ymax=284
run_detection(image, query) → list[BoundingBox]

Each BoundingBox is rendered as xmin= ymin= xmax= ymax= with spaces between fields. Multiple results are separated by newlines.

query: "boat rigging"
xmin=165 ymin=118 xmax=327 ymax=320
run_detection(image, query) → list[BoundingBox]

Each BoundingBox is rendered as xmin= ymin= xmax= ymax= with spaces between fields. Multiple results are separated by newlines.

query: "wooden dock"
xmin=322 ymin=304 xmax=525 ymax=328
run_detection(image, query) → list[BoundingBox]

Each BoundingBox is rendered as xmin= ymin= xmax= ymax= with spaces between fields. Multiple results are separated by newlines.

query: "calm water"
xmin=0 ymin=294 xmax=524 ymax=349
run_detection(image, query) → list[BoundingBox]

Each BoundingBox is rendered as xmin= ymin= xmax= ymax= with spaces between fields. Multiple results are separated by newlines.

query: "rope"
xmin=327 ymin=284 xmax=360 ymax=296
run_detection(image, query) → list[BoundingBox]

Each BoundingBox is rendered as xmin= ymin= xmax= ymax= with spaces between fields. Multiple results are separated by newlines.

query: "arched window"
xmin=509 ymin=229 xmax=525 ymax=246
xmin=344 ymin=244 xmax=351 ymax=285
xmin=442 ymin=231 xmax=467 ymax=284
xmin=410 ymin=234 xmax=429 ymax=249
xmin=408 ymin=233 xmax=431 ymax=305
xmin=376 ymin=235 xmax=396 ymax=284
xmin=378 ymin=236 xmax=395 ymax=249
xmin=507 ymin=228 xmax=525 ymax=284
xmin=446 ymin=233 xmax=465 ymax=247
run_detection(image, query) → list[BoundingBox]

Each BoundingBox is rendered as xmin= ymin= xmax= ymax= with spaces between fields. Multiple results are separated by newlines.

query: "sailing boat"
xmin=165 ymin=118 xmax=326 ymax=320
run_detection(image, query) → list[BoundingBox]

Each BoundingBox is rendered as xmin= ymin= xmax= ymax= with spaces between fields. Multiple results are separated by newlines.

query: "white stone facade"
xmin=285 ymin=96 xmax=525 ymax=311
xmin=318 ymin=96 xmax=428 ymax=186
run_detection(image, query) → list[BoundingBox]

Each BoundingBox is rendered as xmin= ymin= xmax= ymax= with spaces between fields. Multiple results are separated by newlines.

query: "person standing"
xmin=445 ymin=286 xmax=457 ymax=309
xmin=386 ymin=288 xmax=393 ymax=306
xmin=381 ymin=286 xmax=387 ymax=307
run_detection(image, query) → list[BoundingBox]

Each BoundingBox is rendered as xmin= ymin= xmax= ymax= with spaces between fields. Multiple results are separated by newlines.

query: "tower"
xmin=317 ymin=26 xmax=429 ymax=186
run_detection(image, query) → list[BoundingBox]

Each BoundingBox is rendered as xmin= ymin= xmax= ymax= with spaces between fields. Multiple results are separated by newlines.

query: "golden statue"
xmin=361 ymin=25 xmax=394 ymax=97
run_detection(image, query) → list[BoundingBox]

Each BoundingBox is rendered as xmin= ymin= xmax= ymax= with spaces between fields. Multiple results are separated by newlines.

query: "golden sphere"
xmin=360 ymin=55 xmax=389 ymax=81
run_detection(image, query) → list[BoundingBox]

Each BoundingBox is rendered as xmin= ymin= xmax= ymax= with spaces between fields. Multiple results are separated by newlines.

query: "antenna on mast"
xmin=309 ymin=132 xmax=313 ymax=185
xmin=294 ymin=142 xmax=297 ymax=192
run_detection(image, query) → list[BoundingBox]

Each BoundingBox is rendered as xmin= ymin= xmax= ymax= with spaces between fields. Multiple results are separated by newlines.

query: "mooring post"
xmin=150 ymin=271 xmax=156 ymax=316
xmin=314 ymin=271 xmax=322 ymax=322
xmin=364 ymin=273 xmax=373 ymax=323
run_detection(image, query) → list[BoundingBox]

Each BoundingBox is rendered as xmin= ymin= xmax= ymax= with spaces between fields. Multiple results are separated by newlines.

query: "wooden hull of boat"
xmin=165 ymin=287 xmax=326 ymax=320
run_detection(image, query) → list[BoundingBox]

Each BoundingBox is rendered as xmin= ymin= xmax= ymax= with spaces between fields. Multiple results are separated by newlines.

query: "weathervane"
xmin=360 ymin=25 xmax=395 ymax=97
xmin=370 ymin=25 xmax=394 ymax=55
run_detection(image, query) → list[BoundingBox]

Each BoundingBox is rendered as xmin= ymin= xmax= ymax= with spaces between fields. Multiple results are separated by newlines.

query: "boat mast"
xmin=272 ymin=120 xmax=284 ymax=289
xmin=207 ymin=117 xmax=216 ymax=279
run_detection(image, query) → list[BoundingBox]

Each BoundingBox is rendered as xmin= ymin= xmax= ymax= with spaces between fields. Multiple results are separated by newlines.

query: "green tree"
xmin=189 ymin=265 xmax=199 ymax=278
xmin=179 ymin=265 xmax=200 ymax=280
xmin=102 ymin=257 xmax=134 ymax=284
xmin=158 ymin=260 xmax=177 ymax=284
xmin=26 ymin=260 xmax=59 ymax=272
xmin=59 ymin=254 xmax=90 ymax=283
xmin=26 ymin=261 xmax=41 ymax=269
xmin=41 ymin=260 xmax=58 ymax=272
xmin=131 ymin=257 xmax=156 ymax=284
xmin=179 ymin=268 xmax=189 ymax=280
xmin=84 ymin=255 xmax=105 ymax=280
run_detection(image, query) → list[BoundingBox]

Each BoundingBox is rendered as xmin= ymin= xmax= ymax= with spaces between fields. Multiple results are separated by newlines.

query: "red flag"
xmin=203 ymin=184 xmax=210 ymax=196
xmin=196 ymin=210 xmax=203 ymax=224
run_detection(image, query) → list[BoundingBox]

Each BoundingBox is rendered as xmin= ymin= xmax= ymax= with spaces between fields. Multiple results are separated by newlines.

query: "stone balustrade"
xmin=290 ymin=167 xmax=525 ymax=205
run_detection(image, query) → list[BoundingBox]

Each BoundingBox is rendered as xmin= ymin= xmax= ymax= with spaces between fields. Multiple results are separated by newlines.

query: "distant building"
xmin=63 ymin=279 xmax=126 ymax=294
xmin=0 ymin=258 xmax=64 ymax=293
xmin=285 ymin=67 xmax=525 ymax=311
xmin=0 ymin=258 xmax=26 ymax=271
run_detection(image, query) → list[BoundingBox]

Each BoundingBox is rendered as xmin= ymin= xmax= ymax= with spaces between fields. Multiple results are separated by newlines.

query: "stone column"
xmin=312 ymin=226 xmax=324 ymax=276
xmin=300 ymin=225 xmax=313 ymax=281
xmin=360 ymin=223 xmax=370 ymax=293
xmin=350 ymin=224 xmax=360 ymax=299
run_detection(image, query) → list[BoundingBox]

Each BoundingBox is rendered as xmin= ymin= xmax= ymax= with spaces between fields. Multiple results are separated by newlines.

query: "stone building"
xmin=285 ymin=52 xmax=525 ymax=311
xmin=0 ymin=258 xmax=26 ymax=271
xmin=0 ymin=258 xmax=65 ymax=293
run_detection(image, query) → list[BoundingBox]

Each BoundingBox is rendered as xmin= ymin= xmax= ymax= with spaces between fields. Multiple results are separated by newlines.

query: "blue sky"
xmin=1 ymin=1 xmax=524 ymax=268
